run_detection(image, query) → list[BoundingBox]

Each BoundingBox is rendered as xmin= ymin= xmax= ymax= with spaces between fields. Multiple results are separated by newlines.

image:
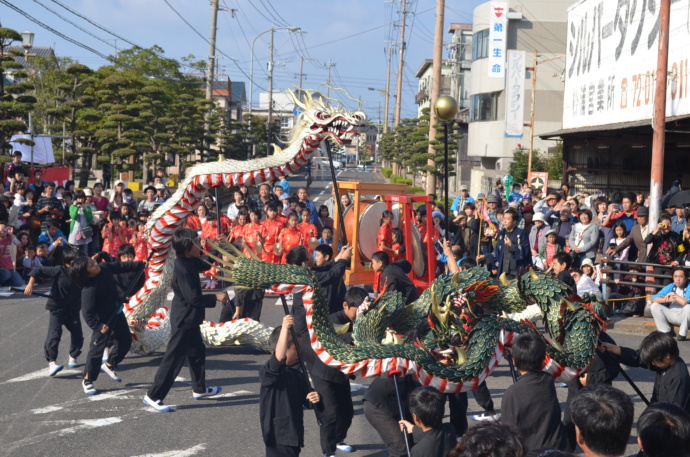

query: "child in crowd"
xmin=279 ymin=212 xmax=303 ymax=263
xmin=316 ymin=205 xmax=333 ymax=234
xmin=501 ymin=332 xmax=569 ymax=452
xmin=22 ymin=245 xmax=42 ymax=279
xmin=399 ymin=387 xmax=457 ymax=457
xmin=297 ymin=208 xmax=318 ymax=252
xmin=259 ymin=314 xmax=320 ymax=456
xmin=25 ymin=248 xmax=83 ymax=376
xmin=551 ymin=251 xmax=576 ymax=290
xmin=243 ymin=209 xmax=264 ymax=258
xmin=132 ymin=221 xmax=148 ymax=261
xmin=261 ymin=203 xmax=284 ymax=263
xmin=377 ymin=210 xmax=395 ymax=260
xmin=311 ymin=287 xmax=368 ymax=457
xmin=601 ymin=331 xmax=690 ymax=412
xmin=318 ymin=226 xmax=334 ymax=248
xmin=36 ymin=243 xmax=51 ymax=266
xmin=101 ymin=211 xmax=129 ymax=257
xmin=391 ymin=227 xmax=405 ymax=262
xmin=143 ymin=228 xmax=225 ymax=412
xmin=539 ymin=229 xmax=562 ymax=271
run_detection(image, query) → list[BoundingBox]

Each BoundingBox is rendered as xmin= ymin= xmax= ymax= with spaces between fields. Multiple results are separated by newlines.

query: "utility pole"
xmin=266 ymin=28 xmax=275 ymax=157
xmin=393 ymin=0 xmax=407 ymax=128
xmin=384 ymin=47 xmax=393 ymax=133
xmin=324 ymin=58 xmax=336 ymax=97
xmin=425 ymin=0 xmax=445 ymax=195
xmin=298 ymin=56 xmax=317 ymax=103
xmin=204 ymin=0 xmax=219 ymax=164
xmin=649 ymin=0 xmax=671 ymax=230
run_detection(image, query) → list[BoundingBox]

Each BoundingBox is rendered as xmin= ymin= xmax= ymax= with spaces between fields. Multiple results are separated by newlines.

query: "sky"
xmin=1 ymin=0 xmax=485 ymax=121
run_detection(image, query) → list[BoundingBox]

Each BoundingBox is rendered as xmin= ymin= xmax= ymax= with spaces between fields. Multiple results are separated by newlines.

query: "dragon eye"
xmin=316 ymin=112 xmax=329 ymax=120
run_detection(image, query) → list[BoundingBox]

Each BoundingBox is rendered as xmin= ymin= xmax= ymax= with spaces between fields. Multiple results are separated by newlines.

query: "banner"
xmin=505 ymin=50 xmax=526 ymax=137
xmin=488 ymin=2 xmax=508 ymax=79
xmin=564 ymin=0 xmax=690 ymax=129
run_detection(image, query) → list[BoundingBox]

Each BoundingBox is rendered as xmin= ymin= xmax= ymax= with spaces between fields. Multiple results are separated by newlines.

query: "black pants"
xmin=147 ymin=325 xmax=207 ymax=401
xmin=363 ymin=400 xmax=409 ymax=457
xmin=265 ymin=444 xmax=300 ymax=457
xmin=447 ymin=392 xmax=468 ymax=436
xmin=472 ymin=380 xmax=495 ymax=412
xmin=44 ymin=308 xmax=84 ymax=362
xmin=84 ymin=313 xmax=131 ymax=381
xmin=313 ymin=376 xmax=354 ymax=454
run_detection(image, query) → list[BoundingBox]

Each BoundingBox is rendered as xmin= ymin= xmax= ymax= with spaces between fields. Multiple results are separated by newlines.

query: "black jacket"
xmin=619 ymin=349 xmax=690 ymax=412
xmin=170 ymin=256 xmax=216 ymax=329
xmin=29 ymin=265 xmax=80 ymax=312
xmin=410 ymin=423 xmax=457 ymax=457
xmin=81 ymin=261 xmax=145 ymax=331
xmin=381 ymin=260 xmax=419 ymax=305
xmin=645 ymin=230 xmax=683 ymax=265
xmin=363 ymin=375 xmax=417 ymax=418
xmin=259 ymin=355 xmax=312 ymax=447
xmin=312 ymin=259 xmax=349 ymax=315
xmin=292 ymin=259 xmax=348 ymax=335
xmin=92 ymin=251 xmax=145 ymax=301
xmin=501 ymin=371 xmax=569 ymax=452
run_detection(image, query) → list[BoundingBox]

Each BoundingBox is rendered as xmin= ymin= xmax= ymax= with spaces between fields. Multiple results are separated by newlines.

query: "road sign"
xmin=529 ymin=172 xmax=548 ymax=194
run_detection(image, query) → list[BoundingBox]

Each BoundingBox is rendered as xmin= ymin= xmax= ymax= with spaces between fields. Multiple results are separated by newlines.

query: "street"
xmin=0 ymin=167 xmax=668 ymax=457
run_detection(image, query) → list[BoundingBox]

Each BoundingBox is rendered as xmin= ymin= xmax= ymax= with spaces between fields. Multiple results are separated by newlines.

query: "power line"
xmin=161 ymin=0 xmax=266 ymax=91
xmin=246 ymin=0 xmax=277 ymax=25
xmin=264 ymin=0 xmax=291 ymax=27
xmin=2 ymin=0 xmax=112 ymax=61
xmin=31 ymin=0 xmax=117 ymax=49
xmin=47 ymin=0 xmax=142 ymax=48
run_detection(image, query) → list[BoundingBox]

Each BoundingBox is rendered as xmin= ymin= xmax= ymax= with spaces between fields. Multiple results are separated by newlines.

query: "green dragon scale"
xmin=228 ymin=254 xmax=605 ymax=393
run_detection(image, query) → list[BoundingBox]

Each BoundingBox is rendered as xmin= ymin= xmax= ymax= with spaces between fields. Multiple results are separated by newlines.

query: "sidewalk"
xmin=607 ymin=314 xmax=658 ymax=336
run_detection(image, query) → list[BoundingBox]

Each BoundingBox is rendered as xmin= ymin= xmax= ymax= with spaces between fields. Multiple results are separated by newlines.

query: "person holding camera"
xmin=0 ymin=222 xmax=23 ymax=287
xmin=645 ymin=213 xmax=684 ymax=286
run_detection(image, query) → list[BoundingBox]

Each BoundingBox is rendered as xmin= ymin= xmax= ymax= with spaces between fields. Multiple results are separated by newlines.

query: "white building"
xmin=415 ymin=60 xmax=452 ymax=118
xmin=468 ymin=0 xmax=569 ymax=174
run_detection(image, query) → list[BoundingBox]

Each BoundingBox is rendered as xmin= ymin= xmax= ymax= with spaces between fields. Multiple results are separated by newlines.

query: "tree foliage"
xmin=509 ymin=144 xmax=563 ymax=184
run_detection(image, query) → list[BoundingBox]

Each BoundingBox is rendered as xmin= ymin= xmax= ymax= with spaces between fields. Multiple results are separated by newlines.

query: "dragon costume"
xmin=124 ymin=90 xmax=604 ymax=393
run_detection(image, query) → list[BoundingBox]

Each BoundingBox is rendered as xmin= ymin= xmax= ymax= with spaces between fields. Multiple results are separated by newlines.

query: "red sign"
xmin=529 ymin=172 xmax=549 ymax=195
xmin=494 ymin=7 xmax=504 ymax=17
xmin=27 ymin=166 xmax=71 ymax=187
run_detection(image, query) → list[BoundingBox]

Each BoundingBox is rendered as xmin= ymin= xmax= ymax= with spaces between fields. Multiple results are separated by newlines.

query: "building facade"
xmin=467 ymin=0 xmax=569 ymax=171
xmin=414 ymin=59 xmax=452 ymax=118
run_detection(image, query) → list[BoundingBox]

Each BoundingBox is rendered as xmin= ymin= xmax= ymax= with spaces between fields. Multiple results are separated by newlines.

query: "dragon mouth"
xmin=313 ymin=117 xmax=361 ymax=145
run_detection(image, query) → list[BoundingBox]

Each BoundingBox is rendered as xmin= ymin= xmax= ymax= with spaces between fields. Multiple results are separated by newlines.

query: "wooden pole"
xmin=649 ymin=0 xmax=671 ymax=231
xmin=528 ymin=49 xmax=537 ymax=178
xmin=425 ymin=0 xmax=445 ymax=195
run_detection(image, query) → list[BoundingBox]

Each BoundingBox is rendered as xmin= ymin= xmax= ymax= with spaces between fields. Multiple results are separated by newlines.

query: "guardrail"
xmin=599 ymin=257 xmax=681 ymax=297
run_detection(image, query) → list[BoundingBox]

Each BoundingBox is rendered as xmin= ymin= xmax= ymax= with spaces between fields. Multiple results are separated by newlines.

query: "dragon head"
xmin=289 ymin=89 xmax=367 ymax=145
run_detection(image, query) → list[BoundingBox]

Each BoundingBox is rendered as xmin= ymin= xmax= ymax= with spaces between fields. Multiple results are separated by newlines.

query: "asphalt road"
xmin=0 ymin=167 xmax=675 ymax=457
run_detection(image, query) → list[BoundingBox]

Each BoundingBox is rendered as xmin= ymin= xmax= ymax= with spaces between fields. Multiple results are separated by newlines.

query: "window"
xmin=472 ymin=29 xmax=489 ymax=60
xmin=470 ymin=92 xmax=500 ymax=122
xmin=280 ymin=116 xmax=292 ymax=130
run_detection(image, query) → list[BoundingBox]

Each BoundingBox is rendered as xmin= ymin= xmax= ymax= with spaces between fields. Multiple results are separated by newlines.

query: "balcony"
xmin=415 ymin=89 xmax=429 ymax=105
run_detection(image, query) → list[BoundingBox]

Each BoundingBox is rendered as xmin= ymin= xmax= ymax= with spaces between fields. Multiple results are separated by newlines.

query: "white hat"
xmin=581 ymin=258 xmax=594 ymax=268
xmin=115 ymin=180 xmax=125 ymax=187
xmin=533 ymin=212 xmax=546 ymax=223
xmin=460 ymin=185 xmax=468 ymax=191
xmin=83 ymin=188 xmax=93 ymax=196
xmin=154 ymin=183 xmax=165 ymax=190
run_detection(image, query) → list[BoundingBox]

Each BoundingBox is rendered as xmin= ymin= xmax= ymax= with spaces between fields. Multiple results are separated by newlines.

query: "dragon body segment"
xmin=225 ymin=255 xmax=605 ymax=393
xmin=125 ymin=91 xmax=365 ymax=353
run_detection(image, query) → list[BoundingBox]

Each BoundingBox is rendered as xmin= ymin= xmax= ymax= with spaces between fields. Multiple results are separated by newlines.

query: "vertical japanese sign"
xmin=505 ymin=50 xmax=525 ymax=137
xmin=488 ymin=2 xmax=508 ymax=79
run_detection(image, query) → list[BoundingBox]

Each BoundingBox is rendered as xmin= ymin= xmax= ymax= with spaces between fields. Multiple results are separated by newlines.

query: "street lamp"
xmin=248 ymin=26 xmax=300 ymax=157
xmin=248 ymin=26 xmax=301 ymax=114
xmin=21 ymin=31 xmax=35 ymax=63
xmin=368 ymin=87 xmax=389 ymax=133
xmin=434 ymin=95 xmax=458 ymax=240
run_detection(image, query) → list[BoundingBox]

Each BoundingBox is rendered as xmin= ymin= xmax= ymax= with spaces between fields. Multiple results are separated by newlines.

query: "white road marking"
xmin=130 ymin=444 xmax=207 ymax=457
xmin=31 ymin=405 xmax=63 ymax=414
xmin=313 ymin=197 xmax=319 ymax=202
xmin=89 ymin=390 xmax=133 ymax=402
xmin=213 ymin=390 xmax=253 ymax=399
xmin=2 ymin=367 xmax=80 ymax=384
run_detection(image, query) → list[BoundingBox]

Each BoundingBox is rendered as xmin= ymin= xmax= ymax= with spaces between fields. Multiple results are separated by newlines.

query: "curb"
xmin=607 ymin=315 xmax=658 ymax=336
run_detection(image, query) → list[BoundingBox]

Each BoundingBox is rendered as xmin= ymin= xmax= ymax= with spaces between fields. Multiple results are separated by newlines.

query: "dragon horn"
xmin=204 ymin=241 xmax=237 ymax=264
xmin=222 ymin=240 xmax=246 ymax=259
xmin=529 ymin=268 xmax=539 ymax=280
xmin=499 ymin=273 xmax=510 ymax=286
xmin=564 ymin=299 xmax=577 ymax=312
xmin=289 ymin=88 xmax=308 ymax=112
xmin=272 ymin=144 xmax=283 ymax=154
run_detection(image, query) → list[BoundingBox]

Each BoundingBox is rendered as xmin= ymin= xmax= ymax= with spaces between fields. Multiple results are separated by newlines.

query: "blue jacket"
xmin=653 ymin=282 xmax=690 ymax=303
xmin=488 ymin=227 xmax=531 ymax=275
xmin=37 ymin=229 xmax=67 ymax=252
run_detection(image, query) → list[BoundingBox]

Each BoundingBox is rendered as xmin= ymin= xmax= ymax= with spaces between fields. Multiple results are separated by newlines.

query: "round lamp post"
xmin=434 ymin=95 xmax=458 ymax=240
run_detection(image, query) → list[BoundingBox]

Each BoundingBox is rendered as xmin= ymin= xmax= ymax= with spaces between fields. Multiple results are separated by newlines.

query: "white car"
xmin=314 ymin=157 xmax=343 ymax=169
